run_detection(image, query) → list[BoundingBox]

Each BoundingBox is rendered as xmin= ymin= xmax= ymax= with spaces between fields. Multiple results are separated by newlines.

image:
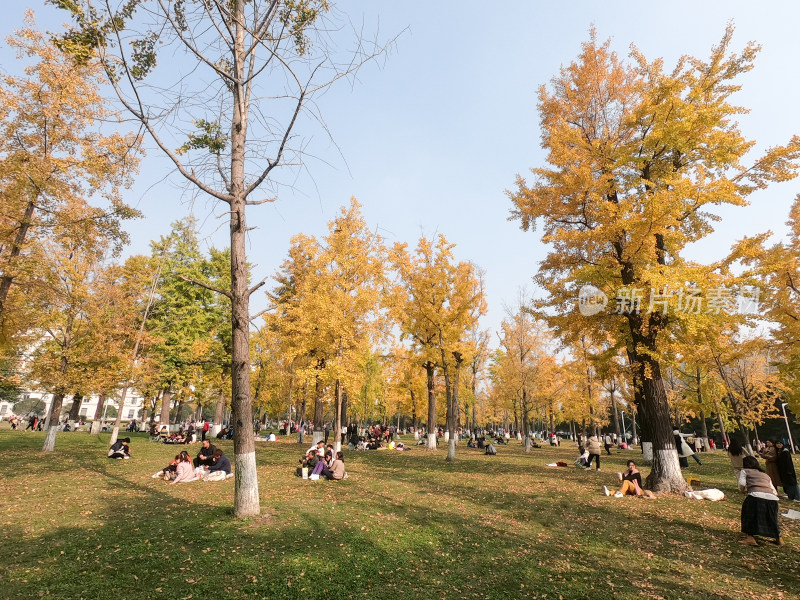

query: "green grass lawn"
xmin=1 ymin=428 xmax=798 ymax=600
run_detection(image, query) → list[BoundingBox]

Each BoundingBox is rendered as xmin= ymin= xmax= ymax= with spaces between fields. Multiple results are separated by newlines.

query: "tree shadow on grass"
xmin=3 ymin=435 xmax=798 ymax=600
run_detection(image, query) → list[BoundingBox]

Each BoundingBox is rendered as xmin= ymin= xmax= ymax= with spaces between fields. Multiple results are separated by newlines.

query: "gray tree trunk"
xmin=109 ymin=386 xmax=130 ymax=446
xmin=42 ymin=391 xmax=65 ymax=452
xmin=159 ymin=387 xmax=172 ymax=429
xmin=90 ymin=393 xmax=108 ymax=435
xmin=425 ymin=362 xmax=437 ymax=450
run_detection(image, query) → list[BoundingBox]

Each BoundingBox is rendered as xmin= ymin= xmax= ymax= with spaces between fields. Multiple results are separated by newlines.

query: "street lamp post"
xmin=620 ymin=410 xmax=626 ymax=442
xmin=781 ymin=402 xmax=795 ymax=454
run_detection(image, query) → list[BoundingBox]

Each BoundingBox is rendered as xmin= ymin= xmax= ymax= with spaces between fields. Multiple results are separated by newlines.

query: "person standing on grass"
xmin=674 ymin=429 xmax=701 ymax=467
xmin=775 ymin=440 xmax=799 ymax=501
xmin=759 ymin=440 xmax=782 ymax=491
xmin=585 ymin=435 xmax=601 ymax=471
xmin=603 ymin=433 xmax=613 ymax=455
xmin=727 ymin=437 xmax=749 ymax=479
xmin=185 ymin=421 xmax=196 ymax=444
xmin=202 ymin=419 xmax=210 ymax=442
xmin=739 ymin=456 xmax=783 ymax=546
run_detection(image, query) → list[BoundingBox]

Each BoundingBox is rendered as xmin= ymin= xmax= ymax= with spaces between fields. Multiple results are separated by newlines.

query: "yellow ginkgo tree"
xmin=389 ymin=235 xmax=486 ymax=459
xmin=509 ymin=28 xmax=800 ymax=490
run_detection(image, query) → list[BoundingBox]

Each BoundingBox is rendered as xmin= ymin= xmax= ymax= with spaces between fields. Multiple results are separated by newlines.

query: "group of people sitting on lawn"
xmin=151 ymin=439 xmax=232 ymax=483
xmin=297 ymin=440 xmax=348 ymax=480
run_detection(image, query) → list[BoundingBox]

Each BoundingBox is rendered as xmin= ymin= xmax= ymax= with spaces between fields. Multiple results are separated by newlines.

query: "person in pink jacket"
xmin=170 ymin=451 xmax=198 ymax=484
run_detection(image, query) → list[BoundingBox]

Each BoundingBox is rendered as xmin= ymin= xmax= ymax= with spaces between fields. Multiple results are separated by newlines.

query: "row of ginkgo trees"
xmin=258 ymin=199 xmax=487 ymax=462
xmin=7 ymin=6 xmax=800 ymax=509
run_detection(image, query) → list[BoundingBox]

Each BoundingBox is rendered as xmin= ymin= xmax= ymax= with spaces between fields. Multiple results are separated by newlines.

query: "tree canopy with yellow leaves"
xmin=509 ymin=27 xmax=800 ymax=491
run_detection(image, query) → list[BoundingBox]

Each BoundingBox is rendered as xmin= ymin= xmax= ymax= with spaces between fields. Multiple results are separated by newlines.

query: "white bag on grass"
xmin=684 ymin=488 xmax=725 ymax=501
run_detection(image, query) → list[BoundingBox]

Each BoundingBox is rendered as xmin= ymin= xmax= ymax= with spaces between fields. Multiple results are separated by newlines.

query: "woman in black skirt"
xmin=738 ymin=456 xmax=783 ymax=546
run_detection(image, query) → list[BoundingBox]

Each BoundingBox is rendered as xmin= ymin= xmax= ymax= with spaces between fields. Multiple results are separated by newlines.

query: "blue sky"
xmin=2 ymin=1 xmax=800 ymax=340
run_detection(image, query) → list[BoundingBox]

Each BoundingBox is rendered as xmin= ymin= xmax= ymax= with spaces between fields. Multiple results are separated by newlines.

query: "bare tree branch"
xmin=178 ymin=274 xmax=232 ymax=299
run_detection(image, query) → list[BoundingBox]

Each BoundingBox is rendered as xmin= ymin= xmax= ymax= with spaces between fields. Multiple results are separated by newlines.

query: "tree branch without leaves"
xmin=178 ymin=274 xmax=232 ymax=299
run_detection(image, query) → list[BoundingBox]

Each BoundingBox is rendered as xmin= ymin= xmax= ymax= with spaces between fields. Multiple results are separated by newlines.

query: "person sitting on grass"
xmin=108 ymin=437 xmax=131 ymax=459
xmin=152 ymin=454 xmax=182 ymax=479
xmin=193 ymin=439 xmax=217 ymax=468
xmin=308 ymin=440 xmax=326 ymax=456
xmin=739 ymin=455 xmax=783 ymax=546
xmin=164 ymin=431 xmax=185 ymax=444
xmin=170 ymin=451 xmax=197 ymax=484
xmin=201 ymin=448 xmax=231 ymax=481
xmin=327 ymin=451 xmax=348 ymax=480
xmin=296 ymin=449 xmax=319 ymax=476
xmin=575 ymin=445 xmax=589 ymax=468
xmin=603 ymin=460 xmax=656 ymax=498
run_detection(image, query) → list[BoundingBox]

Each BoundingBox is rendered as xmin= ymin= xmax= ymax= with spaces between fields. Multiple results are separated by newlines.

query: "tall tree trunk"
xmin=699 ymin=410 xmax=710 ymax=451
xmin=298 ymin=382 xmax=308 ymax=444
xmin=441 ymin=349 xmax=453 ymax=451
xmin=424 ymin=361 xmax=437 ymax=450
xmin=285 ymin=364 xmax=294 ymax=437
xmin=68 ymin=391 xmax=83 ymax=421
xmin=713 ymin=398 xmax=727 ymax=448
xmin=111 ymin=257 xmax=160 ymax=447
xmin=214 ymin=371 xmax=227 ymax=437
xmin=410 ymin=390 xmax=418 ymax=431
xmin=471 ymin=399 xmax=477 ymax=434
xmin=513 ymin=399 xmax=519 ymax=435
xmin=334 ymin=378 xmax=343 ymax=452
xmin=159 ymin=387 xmax=172 ymax=428
xmin=228 ymin=4 xmax=259 ymax=517
xmin=312 ymin=371 xmax=324 ymax=444
xmin=42 ymin=390 xmax=65 ymax=452
xmin=522 ymin=389 xmax=531 ymax=452
xmin=174 ymin=400 xmax=184 ymax=424
xmin=0 ymin=198 xmax=36 ymax=315
xmin=90 ymin=392 xmax=108 ymax=435
xmin=610 ymin=386 xmax=620 ymax=439
xmin=631 ymin=347 xmax=685 ymax=492
xmin=340 ymin=392 xmax=348 ymax=445
xmin=446 ymin=352 xmax=462 ymax=462
xmin=109 ymin=386 xmax=130 ymax=446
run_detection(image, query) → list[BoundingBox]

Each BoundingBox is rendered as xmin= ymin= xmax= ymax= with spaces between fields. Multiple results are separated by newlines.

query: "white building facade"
xmin=4 ymin=390 xmax=146 ymax=424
